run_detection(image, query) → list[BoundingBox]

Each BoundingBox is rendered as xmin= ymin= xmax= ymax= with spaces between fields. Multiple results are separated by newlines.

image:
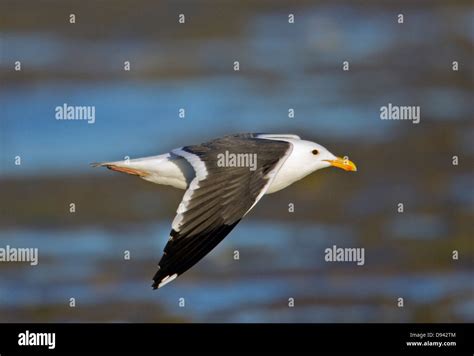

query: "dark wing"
xmin=152 ymin=135 xmax=292 ymax=288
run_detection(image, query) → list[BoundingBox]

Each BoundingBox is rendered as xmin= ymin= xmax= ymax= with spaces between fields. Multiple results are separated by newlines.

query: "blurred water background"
xmin=0 ymin=0 xmax=473 ymax=322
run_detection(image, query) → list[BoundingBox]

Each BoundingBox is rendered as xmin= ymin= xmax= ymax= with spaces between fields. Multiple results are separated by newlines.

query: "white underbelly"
xmin=139 ymin=153 xmax=193 ymax=190
xmin=266 ymin=165 xmax=301 ymax=194
xmin=265 ymin=144 xmax=312 ymax=194
xmin=266 ymin=168 xmax=296 ymax=194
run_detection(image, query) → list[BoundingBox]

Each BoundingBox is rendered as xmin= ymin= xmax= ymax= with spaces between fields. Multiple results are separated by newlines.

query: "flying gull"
xmin=93 ymin=133 xmax=357 ymax=289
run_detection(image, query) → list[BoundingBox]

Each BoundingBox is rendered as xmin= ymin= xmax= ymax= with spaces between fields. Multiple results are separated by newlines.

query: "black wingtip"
xmin=151 ymin=266 xmax=162 ymax=290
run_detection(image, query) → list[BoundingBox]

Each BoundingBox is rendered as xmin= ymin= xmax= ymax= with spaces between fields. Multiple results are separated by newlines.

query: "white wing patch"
xmin=157 ymin=273 xmax=178 ymax=288
xmin=256 ymin=134 xmax=301 ymax=140
xmin=170 ymin=147 xmax=208 ymax=232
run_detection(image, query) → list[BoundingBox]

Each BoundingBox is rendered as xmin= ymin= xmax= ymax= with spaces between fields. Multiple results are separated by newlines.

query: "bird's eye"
xmin=312 ymin=149 xmax=319 ymax=155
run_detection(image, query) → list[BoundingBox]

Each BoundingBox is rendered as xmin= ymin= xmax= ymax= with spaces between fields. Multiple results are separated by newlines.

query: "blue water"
xmin=0 ymin=221 xmax=472 ymax=322
xmin=1 ymin=5 xmax=472 ymax=176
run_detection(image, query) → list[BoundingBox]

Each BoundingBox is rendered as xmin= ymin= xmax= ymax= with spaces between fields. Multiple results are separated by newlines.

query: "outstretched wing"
xmin=152 ymin=135 xmax=292 ymax=288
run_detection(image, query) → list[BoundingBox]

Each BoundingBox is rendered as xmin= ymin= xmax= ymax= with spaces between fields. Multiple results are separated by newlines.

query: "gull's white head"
xmin=264 ymin=138 xmax=357 ymax=194
xmin=297 ymin=140 xmax=357 ymax=173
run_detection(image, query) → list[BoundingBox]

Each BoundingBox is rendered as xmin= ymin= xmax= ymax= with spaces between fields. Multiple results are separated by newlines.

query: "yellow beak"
xmin=325 ymin=157 xmax=357 ymax=172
